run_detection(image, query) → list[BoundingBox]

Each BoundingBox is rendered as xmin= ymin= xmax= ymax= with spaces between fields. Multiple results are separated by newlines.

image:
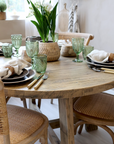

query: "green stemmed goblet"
xmin=72 ymin=38 xmax=84 ymax=62
xmin=11 ymin=34 xmax=22 ymax=57
xmin=26 ymin=40 xmax=39 ymax=68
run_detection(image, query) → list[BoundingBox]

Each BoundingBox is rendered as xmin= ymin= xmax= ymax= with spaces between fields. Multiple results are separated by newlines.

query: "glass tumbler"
xmin=82 ymin=45 xmax=94 ymax=60
xmin=33 ymin=54 xmax=47 ymax=74
xmin=2 ymin=43 xmax=13 ymax=58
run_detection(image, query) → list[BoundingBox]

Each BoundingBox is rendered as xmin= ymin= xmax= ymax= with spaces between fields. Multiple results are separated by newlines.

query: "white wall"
xmin=59 ymin=0 xmax=114 ymax=53
xmin=0 ymin=20 xmax=26 ymax=45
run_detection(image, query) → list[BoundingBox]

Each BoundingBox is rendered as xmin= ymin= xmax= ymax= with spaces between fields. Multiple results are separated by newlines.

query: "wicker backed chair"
xmin=0 ymin=80 xmax=48 ymax=144
xmin=58 ymin=32 xmax=94 ymax=46
xmin=73 ymin=93 xmax=114 ymax=143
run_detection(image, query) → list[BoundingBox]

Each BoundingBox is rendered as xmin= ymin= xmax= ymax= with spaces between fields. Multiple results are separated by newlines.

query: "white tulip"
xmin=43 ymin=2 xmax=53 ymax=12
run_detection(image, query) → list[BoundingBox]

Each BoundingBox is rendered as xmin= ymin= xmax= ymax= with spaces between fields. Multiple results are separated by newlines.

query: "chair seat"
xmin=74 ymin=93 xmax=114 ymax=120
xmin=0 ymin=105 xmax=45 ymax=144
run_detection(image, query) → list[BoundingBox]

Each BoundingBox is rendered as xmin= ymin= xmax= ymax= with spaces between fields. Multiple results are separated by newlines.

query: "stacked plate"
xmin=86 ymin=56 xmax=114 ymax=69
xmin=2 ymin=69 xmax=36 ymax=84
xmin=0 ymin=49 xmax=3 ymax=56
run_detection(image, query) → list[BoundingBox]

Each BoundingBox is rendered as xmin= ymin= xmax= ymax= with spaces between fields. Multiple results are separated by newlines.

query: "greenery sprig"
xmin=27 ymin=0 xmax=58 ymax=43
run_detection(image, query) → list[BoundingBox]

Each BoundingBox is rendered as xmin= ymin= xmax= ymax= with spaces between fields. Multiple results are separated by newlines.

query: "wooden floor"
xmin=7 ymin=89 xmax=114 ymax=144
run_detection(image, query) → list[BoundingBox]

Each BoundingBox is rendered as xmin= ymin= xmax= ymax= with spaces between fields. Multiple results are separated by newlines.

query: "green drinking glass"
xmin=72 ymin=38 xmax=84 ymax=62
xmin=2 ymin=43 xmax=13 ymax=58
xmin=82 ymin=45 xmax=94 ymax=60
xmin=26 ymin=40 xmax=39 ymax=67
xmin=33 ymin=54 xmax=47 ymax=74
xmin=11 ymin=34 xmax=22 ymax=57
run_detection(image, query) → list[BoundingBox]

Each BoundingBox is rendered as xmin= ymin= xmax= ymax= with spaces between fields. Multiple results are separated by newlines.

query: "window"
xmin=5 ymin=0 xmax=26 ymax=19
xmin=5 ymin=0 xmax=59 ymax=19
xmin=7 ymin=0 xmax=25 ymax=13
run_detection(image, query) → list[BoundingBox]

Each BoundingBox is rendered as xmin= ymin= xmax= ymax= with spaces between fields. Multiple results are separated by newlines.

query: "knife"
xmin=27 ymin=74 xmax=44 ymax=89
xmin=34 ymin=74 xmax=48 ymax=90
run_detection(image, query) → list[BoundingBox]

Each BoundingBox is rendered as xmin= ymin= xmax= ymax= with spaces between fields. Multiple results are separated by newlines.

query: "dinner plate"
xmin=87 ymin=61 xmax=114 ymax=69
xmin=0 ymin=50 xmax=3 ymax=56
xmin=2 ymin=69 xmax=36 ymax=84
xmin=3 ymin=69 xmax=29 ymax=81
xmin=87 ymin=56 xmax=114 ymax=66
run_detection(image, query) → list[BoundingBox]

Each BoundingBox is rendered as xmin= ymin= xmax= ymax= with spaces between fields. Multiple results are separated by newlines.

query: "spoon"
xmin=34 ymin=74 xmax=48 ymax=90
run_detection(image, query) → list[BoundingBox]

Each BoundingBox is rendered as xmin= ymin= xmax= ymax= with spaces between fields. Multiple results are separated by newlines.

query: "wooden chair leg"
xmin=32 ymin=99 xmax=36 ymax=105
xmin=21 ymin=98 xmax=27 ymax=108
xmin=31 ymin=99 xmax=41 ymax=109
xmin=6 ymin=97 xmax=11 ymax=103
xmin=100 ymin=125 xmax=114 ymax=144
xmin=78 ymin=124 xmax=83 ymax=134
xmin=38 ymin=99 xmax=41 ymax=109
xmin=51 ymin=99 xmax=53 ymax=104
xmin=74 ymin=120 xmax=85 ymax=135
xmin=40 ymin=130 xmax=48 ymax=144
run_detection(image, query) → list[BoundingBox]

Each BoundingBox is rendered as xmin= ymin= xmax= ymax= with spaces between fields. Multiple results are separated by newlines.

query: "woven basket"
xmin=61 ymin=44 xmax=76 ymax=57
xmin=39 ymin=41 xmax=60 ymax=62
xmin=0 ymin=12 xmax=6 ymax=20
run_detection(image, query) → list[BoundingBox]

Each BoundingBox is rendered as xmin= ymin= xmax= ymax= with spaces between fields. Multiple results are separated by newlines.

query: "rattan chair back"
xmin=58 ymin=32 xmax=94 ymax=45
xmin=0 ymin=80 xmax=48 ymax=144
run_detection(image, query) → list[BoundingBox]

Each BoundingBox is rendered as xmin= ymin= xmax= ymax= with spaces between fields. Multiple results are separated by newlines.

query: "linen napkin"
xmin=0 ymin=58 xmax=31 ymax=79
xmin=87 ymin=49 xmax=110 ymax=63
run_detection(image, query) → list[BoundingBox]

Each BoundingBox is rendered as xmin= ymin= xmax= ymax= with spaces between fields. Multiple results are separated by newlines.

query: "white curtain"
xmin=25 ymin=0 xmax=59 ymax=38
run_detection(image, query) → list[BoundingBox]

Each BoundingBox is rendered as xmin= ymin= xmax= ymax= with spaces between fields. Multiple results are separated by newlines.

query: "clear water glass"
xmin=33 ymin=54 xmax=47 ymax=74
xmin=82 ymin=45 xmax=94 ymax=60
xmin=2 ymin=43 xmax=12 ymax=58
xmin=72 ymin=38 xmax=84 ymax=62
xmin=26 ymin=40 xmax=39 ymax=68
xmin=11 ymin=34 xmax=22 ymax=57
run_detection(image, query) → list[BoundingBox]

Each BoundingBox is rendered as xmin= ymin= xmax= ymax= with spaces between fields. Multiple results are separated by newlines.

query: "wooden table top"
xmin=1 ymin=56 xmax=114 ymax=99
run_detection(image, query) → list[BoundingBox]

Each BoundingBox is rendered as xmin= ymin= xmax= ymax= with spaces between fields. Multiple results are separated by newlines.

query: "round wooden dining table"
xmin=1 ymin=55 xmax=114 ymax=144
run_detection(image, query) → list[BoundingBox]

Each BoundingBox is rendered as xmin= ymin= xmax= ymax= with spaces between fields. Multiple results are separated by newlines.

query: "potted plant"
xmin=27 ymin=0 xmax=60 ymax=62
xmin=0 ymin=0 xmax=7 ymax=20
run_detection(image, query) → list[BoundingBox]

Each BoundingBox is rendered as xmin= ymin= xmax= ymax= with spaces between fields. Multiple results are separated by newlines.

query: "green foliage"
xmin=49 ymin=2 xmax=58 ymax=42
xmin=30 ymin=1 xmax=49 ymax=42
xmin=0 ymin=1 xmax=7 ymax=12
xmin=27 ymin=0 xmax=58 ymax=43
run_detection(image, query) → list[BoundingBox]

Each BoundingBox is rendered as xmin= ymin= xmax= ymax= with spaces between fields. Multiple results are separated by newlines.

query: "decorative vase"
xmin=0 ymin=12 xmax=6 ymax=20
xmin=39 ymin=41 xmax=60 ymax=62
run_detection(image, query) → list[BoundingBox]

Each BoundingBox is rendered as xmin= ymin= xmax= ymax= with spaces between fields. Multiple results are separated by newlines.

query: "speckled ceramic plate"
xmin=2 ymin=69 xmax=36 ymax=84
xmin=3 ymin=69 xmax=29 ymax=81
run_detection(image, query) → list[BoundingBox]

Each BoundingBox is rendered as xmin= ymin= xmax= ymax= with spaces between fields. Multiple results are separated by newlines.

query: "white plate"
xmin=3 ymin=69 xmax=36 ymax=84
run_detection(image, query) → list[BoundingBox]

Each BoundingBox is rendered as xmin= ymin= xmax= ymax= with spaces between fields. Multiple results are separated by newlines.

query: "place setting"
xmin=0 ymin=58 xmax=36 ymax=85
xmin=0 ymin=34 xmax=38 ymax=84
xmin=86 ymin=49 xmax=114 ymax=73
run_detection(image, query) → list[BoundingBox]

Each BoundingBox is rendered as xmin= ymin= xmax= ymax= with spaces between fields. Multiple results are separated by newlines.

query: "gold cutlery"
xmin=34 ymin=74 xmax=48 ymax=90
xmin=27 ymin=74 xmax=43 ymax=89
xmin=101 ymin=68 xmax=114 ymax=72
xmin=89 ymin=65 xmax=114 ymax=74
